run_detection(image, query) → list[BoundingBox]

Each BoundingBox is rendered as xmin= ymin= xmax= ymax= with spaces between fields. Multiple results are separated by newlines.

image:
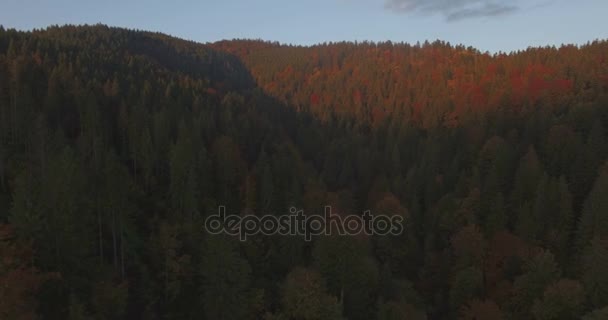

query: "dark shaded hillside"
xmin=1 ymin=24 xmax=608 ymax=320
xmin=40 ymin=24 xmax=255 ymax=89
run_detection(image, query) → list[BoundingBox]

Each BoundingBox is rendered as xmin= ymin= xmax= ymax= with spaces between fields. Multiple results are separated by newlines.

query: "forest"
xmin=1 ymin=24 xmax=608 ymax=319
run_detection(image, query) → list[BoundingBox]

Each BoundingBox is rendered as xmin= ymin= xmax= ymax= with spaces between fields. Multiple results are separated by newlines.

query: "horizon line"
xmin=2 ymin=22 xmax=606 ymax=56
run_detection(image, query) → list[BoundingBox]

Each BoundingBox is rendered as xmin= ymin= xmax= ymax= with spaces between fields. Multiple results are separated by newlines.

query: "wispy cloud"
xmin=384 ymin=0 xmax=521 ymax=22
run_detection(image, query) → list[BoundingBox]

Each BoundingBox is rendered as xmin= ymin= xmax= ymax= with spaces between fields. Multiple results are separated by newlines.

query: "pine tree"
xmin=449 ymin=266 xmax=483 ymax=312
xmin=281 ymin=267 xmax=344 ymax=320
xmin=583 ymin=306 xmax=608 ymax=320
xmin=508 ymin=250 xmax=561 ymax=319
xmin=511 ymin=146 xmax=542 ymax=222
xmin=577 ymin=162 xmax=608 ymax=250
xmin=169 ymin=122 xmax=198 ymax=219
xmin=582 ymin=237 xmax=608 ymax=307
xmin=531 ymin=279 xmax=585 ymax=320
xmin=0 ymin=224 xmax=52 ymax=320
xmin=485 ymin=192 xmax=506 ymax=235
xmin=200 ymin=235 xmax=252 ymax=320
xmin=459 ymin=299 xmax=504 ymax=320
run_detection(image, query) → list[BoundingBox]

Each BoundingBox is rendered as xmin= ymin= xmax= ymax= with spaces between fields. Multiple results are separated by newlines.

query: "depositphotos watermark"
xmin=204 ymin=206 xmax=404 ymax=241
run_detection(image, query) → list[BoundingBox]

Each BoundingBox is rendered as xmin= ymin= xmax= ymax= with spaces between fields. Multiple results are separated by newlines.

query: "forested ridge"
xmin=1 ymin=24 xmax=608 ymax=319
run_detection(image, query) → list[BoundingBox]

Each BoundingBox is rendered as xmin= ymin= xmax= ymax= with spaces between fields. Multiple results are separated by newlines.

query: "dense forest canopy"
xmin=1 ymin=24 xmax=608 ymax=319
xmin=213 ymin=38 xmax=608 ymax=127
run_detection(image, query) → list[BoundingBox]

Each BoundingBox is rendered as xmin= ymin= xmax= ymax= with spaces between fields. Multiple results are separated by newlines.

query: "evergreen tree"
xmin=200 ymin=235 xmax=252 ymax=320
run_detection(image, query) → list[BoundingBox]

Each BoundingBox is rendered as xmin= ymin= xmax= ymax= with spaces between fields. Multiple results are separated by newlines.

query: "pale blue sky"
xmin=1 ymin=0 xmax=606 ymax=53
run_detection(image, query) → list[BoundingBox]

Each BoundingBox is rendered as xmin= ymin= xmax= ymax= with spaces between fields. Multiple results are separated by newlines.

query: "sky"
xmin=1 ymin=0 xmax=607 ymax=53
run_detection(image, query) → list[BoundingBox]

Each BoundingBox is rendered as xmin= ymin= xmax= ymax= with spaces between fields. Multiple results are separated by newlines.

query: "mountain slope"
xmin=1 ymin=25 xmax=608 ymax=319
xmin=214 ymin=39 xmax=608 ymax=127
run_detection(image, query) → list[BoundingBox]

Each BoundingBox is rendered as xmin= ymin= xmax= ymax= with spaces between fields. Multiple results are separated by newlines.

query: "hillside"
xmin=213 ymin=39 xmax=608 ymax=127
xmin=1 ymin=24 xmax=608 ymax=319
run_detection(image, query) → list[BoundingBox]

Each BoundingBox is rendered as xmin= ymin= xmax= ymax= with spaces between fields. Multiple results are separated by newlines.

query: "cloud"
xmin=384 ymin=0 xmax=520 ymax=22
xmin=445 ymin=3 xmax=519 ymax=21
